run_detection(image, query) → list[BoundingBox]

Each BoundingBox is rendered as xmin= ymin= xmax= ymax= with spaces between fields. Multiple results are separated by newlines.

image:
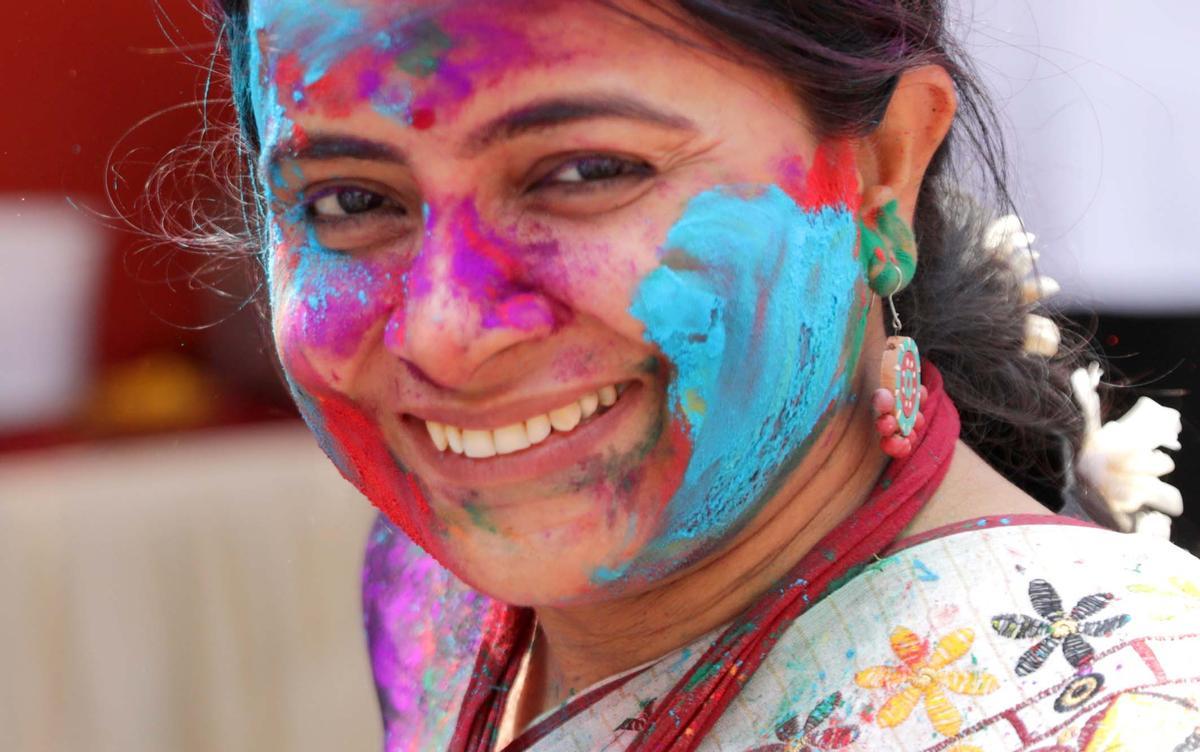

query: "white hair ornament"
xmin=983 ymin=214 xmax=1062 ymax=357
xmin=1070 ymin=362 xmax=1184 ymax=537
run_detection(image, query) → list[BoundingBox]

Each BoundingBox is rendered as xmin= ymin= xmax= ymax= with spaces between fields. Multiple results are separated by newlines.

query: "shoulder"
xmin=712 ymin=520 xmax=1200 ymax=751
xmin=362 ymin=514 xmax=491 ymax=751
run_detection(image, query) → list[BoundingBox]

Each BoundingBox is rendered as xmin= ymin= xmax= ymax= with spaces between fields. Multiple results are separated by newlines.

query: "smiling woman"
xmin=195 ymin=1 xmax=1200 ymax=749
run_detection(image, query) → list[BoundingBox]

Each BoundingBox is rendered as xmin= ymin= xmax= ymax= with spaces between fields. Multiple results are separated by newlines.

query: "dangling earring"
xmin=859 ymin=191 xmax=926 ymax=459
xmin=871 ymin=297 xmax=927 ymax=459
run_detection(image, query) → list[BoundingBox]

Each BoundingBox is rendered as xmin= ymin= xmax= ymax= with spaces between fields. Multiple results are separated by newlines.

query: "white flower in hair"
xmin=1070 ymin=362 xmax=1184 ymax=536
xmin=983 ymin=214 xmax=1062 ymax=356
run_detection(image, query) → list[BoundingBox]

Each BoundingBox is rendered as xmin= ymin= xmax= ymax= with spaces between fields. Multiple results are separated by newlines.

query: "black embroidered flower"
xmin=746 ymin=691 xmax=860 ymax=752
xmin=991 ymin=579 xmax=1130 ymax=676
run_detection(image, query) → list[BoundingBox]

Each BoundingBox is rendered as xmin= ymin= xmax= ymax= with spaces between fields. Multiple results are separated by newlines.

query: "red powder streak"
xmin=453 ymin=204 xmax=522 ymax=290
xmin=316 ymin=392 xmax=437 ymax=554
xmin=410 ymin=108 xmax=436 ymax=130
xmin=278 ymin=47 xmax=382 ymax=118
xmin=274 ymin=52 xmax=306 ymax=109
xmin=657 ymin=414 xmax=693 ymax=516
xmin=793 ymin=139 xmax=860 ymax=213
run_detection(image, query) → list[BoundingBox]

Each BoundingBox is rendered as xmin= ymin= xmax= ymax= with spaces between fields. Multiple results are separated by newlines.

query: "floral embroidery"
xmin=854 ymin=627 xmax=998 ymax=737
xmin=745 ymin=692 xmax=859 ymax=752
xmin=991 ymin=579 xmax=1131 ymax=676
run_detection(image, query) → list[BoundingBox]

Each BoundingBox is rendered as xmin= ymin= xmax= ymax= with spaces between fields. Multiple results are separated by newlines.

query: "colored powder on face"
xmin=792 ymin=140 xmax=860 ymax=212
xmin=250 ymin=2 xmax=460 ymax=126
xmin=309 ymin=388 xmax=438 ymax=552
xmin=252 ymin=1 xmax=565 ymax=131
xmin=284 ymin=239 xmax=396 ymax=359
xmin=410 ymin=107 xmax=437 ymax=130
xmin=428 ymin=200 xmax=559 ymax=333
xmin=394 ymin=18 xmax=454 ymax=77
xmin=406 ymin=9 xmax=543 ymax=114
xmin=627 ymin=179 xmax=860 ymax=559
xmin=247 ymin=0 xmax=367 ymax=88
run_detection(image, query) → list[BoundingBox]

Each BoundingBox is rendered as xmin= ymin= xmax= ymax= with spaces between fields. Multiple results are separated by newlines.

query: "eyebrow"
xmin=267 ymin=135 xmax=407 ymax=169
xmin=465 ymin=93 xmax=697 ymax=153
xmin=266 ymin=93 xmax=697 ymax=168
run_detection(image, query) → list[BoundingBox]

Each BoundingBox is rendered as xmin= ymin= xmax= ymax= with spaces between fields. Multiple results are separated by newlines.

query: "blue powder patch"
xmin=275 ymin=226 xmax=379 ymax=321
xmin=627 ymin=184 xmax=858 ymax=555
xmin=591 ymin=563 xmax=631 ymax=584
xmin=250 ymin=1 xmax=367 ymax=87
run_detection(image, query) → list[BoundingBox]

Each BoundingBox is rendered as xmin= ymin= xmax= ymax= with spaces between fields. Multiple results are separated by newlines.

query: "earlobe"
xmin=858 ymin=185 xmax=917 ymax=296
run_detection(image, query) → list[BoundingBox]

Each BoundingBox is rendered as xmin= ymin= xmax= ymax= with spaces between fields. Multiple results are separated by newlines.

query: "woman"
xmin=207 ymin=0 xmax=1200 ymax=748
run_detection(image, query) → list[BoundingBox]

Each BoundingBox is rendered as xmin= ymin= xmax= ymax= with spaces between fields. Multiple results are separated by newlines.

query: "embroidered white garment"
xmin=513 ymin=520 xmax=1200 ymax=751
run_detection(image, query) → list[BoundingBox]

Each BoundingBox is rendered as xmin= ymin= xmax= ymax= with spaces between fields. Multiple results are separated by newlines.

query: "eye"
xmin=538 ymin=155 xmax=653 ymax=188
xmin=297 ymin=184 xmax=413 ymax=253
xmin=308 ymin=187 xmax=396 ymax=219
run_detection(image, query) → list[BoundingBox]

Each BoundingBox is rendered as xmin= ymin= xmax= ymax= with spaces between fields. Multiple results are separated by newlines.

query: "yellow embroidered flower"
xmin=855 ymin=627 xmax=999 ymax=737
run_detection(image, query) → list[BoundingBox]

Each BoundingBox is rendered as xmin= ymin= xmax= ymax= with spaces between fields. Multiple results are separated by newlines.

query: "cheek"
xmin=266 ymin=234 xmax=446 ymax=553
xmin=269 ymin=230 xmax=405 ymax=378
xmin=530 ymin=215 xmax=668 ymax=341
xmin=624 ymin=148 xmax=865 ymax=565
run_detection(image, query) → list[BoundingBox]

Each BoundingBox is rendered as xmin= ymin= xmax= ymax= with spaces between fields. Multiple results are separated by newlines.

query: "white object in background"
xmin=982 ymin=214 xmax=1063 ymax=357
xmin=1070 ymin=362 xmax=1184 ymax=536
xmin=0 ymin=197 xmax=106 ymax=430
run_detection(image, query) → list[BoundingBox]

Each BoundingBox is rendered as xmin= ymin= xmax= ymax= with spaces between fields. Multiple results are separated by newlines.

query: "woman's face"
xmin=249 ymin=0 xmax=871 ymax=605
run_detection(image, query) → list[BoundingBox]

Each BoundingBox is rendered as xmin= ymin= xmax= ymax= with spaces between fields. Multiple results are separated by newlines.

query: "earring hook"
xmin=886 ymin=262 xmax=904 ymax=332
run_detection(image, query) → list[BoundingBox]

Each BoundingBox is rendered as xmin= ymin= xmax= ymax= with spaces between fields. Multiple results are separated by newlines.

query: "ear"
xmin=856 ymin=65 xmax=957 ymax=223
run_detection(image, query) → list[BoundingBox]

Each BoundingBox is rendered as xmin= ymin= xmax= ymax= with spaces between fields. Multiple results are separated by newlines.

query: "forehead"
xmin=248 ymin=1 xmax=670 ymax=103
xmin=245 ymin=0 xmax=791 ymax=135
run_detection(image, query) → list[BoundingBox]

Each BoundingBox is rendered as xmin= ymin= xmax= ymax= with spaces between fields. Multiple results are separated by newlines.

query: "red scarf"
xmin=451 ymin=365 xmax=959 ymax=751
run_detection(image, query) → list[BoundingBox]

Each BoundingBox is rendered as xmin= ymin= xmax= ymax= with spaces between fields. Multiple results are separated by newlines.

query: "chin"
xmin=411 ymin=481 xmax=672 ymax=606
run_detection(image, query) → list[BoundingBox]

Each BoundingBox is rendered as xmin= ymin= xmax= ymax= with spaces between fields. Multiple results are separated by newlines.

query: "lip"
xmin=396 ymin=380 xmax=649 ymax=489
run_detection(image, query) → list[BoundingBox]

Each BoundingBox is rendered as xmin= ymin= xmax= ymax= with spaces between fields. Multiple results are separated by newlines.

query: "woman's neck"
xmin=510 ymin=372 xmax=889 ymax=731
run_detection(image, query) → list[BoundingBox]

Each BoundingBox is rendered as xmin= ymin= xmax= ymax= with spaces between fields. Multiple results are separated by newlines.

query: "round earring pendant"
xmin=880 ymin=336 xmax=922 ymax=436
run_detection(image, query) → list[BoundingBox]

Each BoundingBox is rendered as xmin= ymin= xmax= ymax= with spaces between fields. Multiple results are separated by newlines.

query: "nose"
xmin=386 ymin=201 xmax=558 ymax=388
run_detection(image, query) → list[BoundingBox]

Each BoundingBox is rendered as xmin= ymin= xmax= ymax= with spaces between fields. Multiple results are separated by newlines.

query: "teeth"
xmin=423 ymin=383 xmax=625 ymax=457
xmin=493 ymin=423 xmax=531 ymax=455
xmin=426 ymin=421 xmax=448 ymax=452
xmin=445 ymin=425 xmax=463 ymax=455
xmin=579 ymin=392 xmax=599 ymax=419
xmin=549 ymin=402 xmax=582 ymax=432
xmin=525 ymin=414 xmax=552 ymax=445
xmin=462 ymin=429 xmax=496 ymax=459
